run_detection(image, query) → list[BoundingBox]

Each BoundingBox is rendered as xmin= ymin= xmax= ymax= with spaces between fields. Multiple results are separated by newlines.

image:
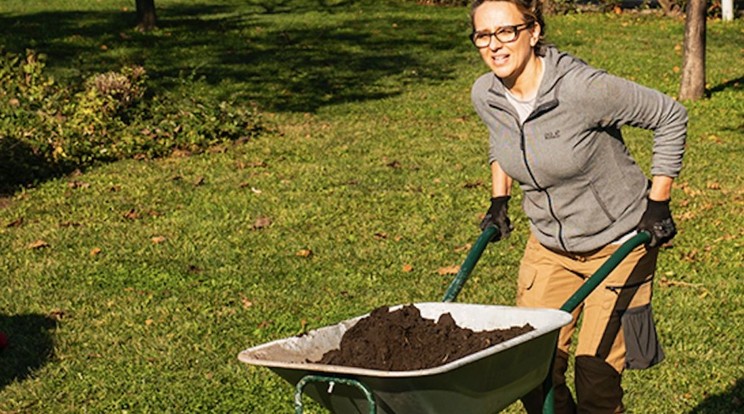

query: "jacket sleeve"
xmin=583 ymin=72 xmax=688 ymax=178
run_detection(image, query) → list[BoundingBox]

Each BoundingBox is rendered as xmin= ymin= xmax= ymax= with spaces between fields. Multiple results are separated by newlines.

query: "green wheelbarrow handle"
xmin=442 ymin=228 xmax=652 ymax=413
xmin=442 ymin=227 xmax=652 ymax=305
xmin=559 ymin=230 xmax=651 ymax=312
xmin=542 ymin=230 xmax=652 ymax=414
xmin=442 ymin=226 xmax=499 ymax=302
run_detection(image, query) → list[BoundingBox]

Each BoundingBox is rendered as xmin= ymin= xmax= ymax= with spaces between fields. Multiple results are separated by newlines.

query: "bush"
xmin=0 ymin=49 xmax=264 ymax=192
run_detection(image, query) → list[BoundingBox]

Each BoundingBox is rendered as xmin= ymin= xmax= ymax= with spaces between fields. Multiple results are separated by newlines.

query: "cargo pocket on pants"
xmin=622 ymin=304 xmax=665 ymax=369
xmin=516 ymin=265 xmax=537 ymax=306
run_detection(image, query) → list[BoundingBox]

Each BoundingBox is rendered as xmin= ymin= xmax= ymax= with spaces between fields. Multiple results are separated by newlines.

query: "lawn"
xmin=0 ymin=0 xmax=742 ymax=413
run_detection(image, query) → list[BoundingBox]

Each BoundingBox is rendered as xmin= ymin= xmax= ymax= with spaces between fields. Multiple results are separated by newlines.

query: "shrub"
xmin=0 ymin=49 xmax=264 ymax=192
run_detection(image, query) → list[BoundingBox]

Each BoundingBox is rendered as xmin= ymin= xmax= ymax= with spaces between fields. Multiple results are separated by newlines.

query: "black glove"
xmin=479 ymin=196 xmax=513 ymax=242
xmin=637 ymin=198 xmax=677 ymax=248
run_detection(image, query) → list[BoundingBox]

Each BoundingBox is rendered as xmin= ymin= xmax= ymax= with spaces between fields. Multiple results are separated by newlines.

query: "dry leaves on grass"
xmin=463 ymin=180 xmax=483 ymax=189
xmin=90 ymin=247 xmax=102 ymax=256
xmin=28 ymin=239 xmax=50 ymax=249
xmin=123 ymin=208 xmax=139 ymax=220
xmin=67 ymin=180 xmax=90 ymax=189
xmin=402 ymin=263 xmax=414 ymax=273
xmin=6 ymin=217 xmax=23 ymax=228
xmin=253 ymin=216 xmax=272 ymax=230
xmin=151 ymin=236 xmax=167 ymax=244
xmin=296 ymin=248 xmax=313 ymax=258
xmin=437 ymin=265 xmax=460 ymax=275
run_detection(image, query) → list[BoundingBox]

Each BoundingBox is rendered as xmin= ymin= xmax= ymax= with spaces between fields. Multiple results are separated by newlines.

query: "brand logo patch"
xmin=544 ymin=130 xmax=560 ymax=140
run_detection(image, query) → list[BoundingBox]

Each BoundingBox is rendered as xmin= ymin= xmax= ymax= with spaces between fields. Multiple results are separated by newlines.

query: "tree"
xmin=679 ymin=0 xmax=706 ymax=100
xmin=136 ymin=0 xmax=157 ymax=32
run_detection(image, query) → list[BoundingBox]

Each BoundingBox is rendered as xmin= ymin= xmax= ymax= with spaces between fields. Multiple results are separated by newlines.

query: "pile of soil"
xmin=314 ymin=304 xmax=534 ymax=371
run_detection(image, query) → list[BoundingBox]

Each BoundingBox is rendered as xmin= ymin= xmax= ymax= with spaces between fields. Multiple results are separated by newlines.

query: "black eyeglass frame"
xmin=470 ymin=21 xmax=535 ymax=48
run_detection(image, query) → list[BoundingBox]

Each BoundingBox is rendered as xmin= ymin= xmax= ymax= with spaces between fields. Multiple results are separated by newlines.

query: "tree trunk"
xmin=721 ymin=0 xmax=734 ymax=21
xmin=679 ymin=0 xmax=706 ymax=100
xmin=136 ymin=0 xmax=157 ymax=32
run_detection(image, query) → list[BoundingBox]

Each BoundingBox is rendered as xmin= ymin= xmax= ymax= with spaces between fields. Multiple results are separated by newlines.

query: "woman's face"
xmin=472 ymin=1 xmax=540 ymax=86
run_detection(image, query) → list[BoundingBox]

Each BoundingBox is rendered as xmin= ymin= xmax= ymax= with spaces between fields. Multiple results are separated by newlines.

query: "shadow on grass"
xmin=0 ymin=2 xmax=467 ymax=192
xmin=0 ymin=137 xmax=73 ymax=196
xmin=0 ymin=314 xmax=58 ymax=390
xmin=708 ymin=75 xmax=743 ymax=95
xmin=688 ymin=377 xmax=744 ymax=413
xmin=0 ymin=2 xmax=466 ymax=113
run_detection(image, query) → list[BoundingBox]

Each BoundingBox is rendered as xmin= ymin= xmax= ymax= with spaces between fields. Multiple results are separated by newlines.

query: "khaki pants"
xmin=517 ymin=235 xmax=659 ymax=413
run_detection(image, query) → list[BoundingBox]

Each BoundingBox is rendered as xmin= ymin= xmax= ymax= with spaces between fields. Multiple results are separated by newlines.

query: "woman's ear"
xmin=529 ymin=23 xmax=541 ymax=47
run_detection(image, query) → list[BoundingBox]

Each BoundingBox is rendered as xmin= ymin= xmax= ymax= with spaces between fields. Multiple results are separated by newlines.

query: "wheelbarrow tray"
xmin=239 ymin=302 xmax=572 ymax=414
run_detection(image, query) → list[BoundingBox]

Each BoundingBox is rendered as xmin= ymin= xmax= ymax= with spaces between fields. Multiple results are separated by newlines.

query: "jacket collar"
xmin=485 ymin=47 xmax=567 ymax=119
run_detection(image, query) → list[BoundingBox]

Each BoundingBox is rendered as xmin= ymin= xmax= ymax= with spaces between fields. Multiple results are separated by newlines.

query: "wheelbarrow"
xmin=238 ymin=227 xmax=651 ymax=414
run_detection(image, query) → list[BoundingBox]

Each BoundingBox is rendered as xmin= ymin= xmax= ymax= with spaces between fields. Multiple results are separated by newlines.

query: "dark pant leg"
xmin=575 ymin=356 xmax=624 ymax=414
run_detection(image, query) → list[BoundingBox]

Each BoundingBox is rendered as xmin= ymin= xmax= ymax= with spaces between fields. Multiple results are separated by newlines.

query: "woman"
xmin=469 ymin=0 xmax=687 ymax=412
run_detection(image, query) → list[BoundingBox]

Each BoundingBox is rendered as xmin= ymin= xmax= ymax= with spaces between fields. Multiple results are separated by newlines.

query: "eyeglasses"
xmin=471 ymin=22 xmax=534 ymax=48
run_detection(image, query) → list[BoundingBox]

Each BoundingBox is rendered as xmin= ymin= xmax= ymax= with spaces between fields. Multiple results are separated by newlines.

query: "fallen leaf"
xmin=171 ymin=149 xmax=192 ymax=158
xmin=123 ymin=208 xmax=139 ymax=220
xmin=706 ymin=182 xmax=721 ymax=190
xmin=613 ymin=5 xmax=622 ymax=13
xmin=374 ymin=232 xmax=388 ymax=240
xmin=296 ymin=248 xmax=313 ymax=258
xmin=145 ymin=319 xmax=154 ymax=326
xmin=194 ymin=176 xmax=205 ymax=186
xmin=251 ymin=187 xmax=262 ymax=194
xmin=67 ymin=180 xmax=90 ymax=189
xmin=463 ymin=180 xmax=483 ymax=189
xmin=151 ymin=236 xmax=167 ymax=244
xmin=437 ymin=265 xmax=460 ymax=275
xmin=454 ymin=243 xmax=472 ymax=253
xmin=402 ymin=263 xmax=414 ymax=272
xmin=28 ymin=239 xmax=50 ymax=249
xmin=6 ymin=217 xmax=23 ymax=228
xmin=90 ymin=247 xmax=102 ymax=256
xmin=48 ymin=309 xmax=66 ymax=320
xmin=253 ymin=216 xmax=272 ymax=230
xmin=240 ymin=295 xmax=253 ymax=309
xmin=672 ymin=66 xmax=680 ymax=73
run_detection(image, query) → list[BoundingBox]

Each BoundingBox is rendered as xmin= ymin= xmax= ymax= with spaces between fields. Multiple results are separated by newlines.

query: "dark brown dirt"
xmin=314 ymin=304 xmax=534 ymax=371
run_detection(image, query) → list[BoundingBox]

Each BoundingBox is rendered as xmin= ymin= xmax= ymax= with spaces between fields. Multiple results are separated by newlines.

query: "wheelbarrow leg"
xmin=295 ymin=374 xmax=377 ymax=414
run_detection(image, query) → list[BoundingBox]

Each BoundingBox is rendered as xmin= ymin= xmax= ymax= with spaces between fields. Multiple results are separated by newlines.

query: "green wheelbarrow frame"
xmin=291 ymin=227 xmax=651 ymax=414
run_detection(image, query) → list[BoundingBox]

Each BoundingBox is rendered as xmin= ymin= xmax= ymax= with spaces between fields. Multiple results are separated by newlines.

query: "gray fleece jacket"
xmin=472 ymin=47 xmax=687 ymax=253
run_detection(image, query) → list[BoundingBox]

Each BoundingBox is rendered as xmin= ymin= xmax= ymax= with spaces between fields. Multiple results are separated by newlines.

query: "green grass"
xmin=1 ymin=1 xmax=743 ymax=413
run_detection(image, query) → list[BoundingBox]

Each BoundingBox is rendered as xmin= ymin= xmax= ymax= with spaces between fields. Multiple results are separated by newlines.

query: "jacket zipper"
xmin=487 ymin=92 xmax=568 ymax=251
xmin=518 ymin=124 xmax=569 ymax=252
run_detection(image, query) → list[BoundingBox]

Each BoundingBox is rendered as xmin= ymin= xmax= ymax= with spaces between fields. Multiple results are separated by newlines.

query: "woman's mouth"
xmin=492 ymin=54 xmax=509 ymax=65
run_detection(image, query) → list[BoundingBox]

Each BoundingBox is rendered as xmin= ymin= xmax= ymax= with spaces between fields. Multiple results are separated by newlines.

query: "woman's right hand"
xmin=479 ymin=196 xmax=514 ymax=242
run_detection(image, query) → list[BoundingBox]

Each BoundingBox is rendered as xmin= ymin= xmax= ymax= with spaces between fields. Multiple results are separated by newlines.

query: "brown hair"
xmin=470 ymin=0 xmax=547 ymax=55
